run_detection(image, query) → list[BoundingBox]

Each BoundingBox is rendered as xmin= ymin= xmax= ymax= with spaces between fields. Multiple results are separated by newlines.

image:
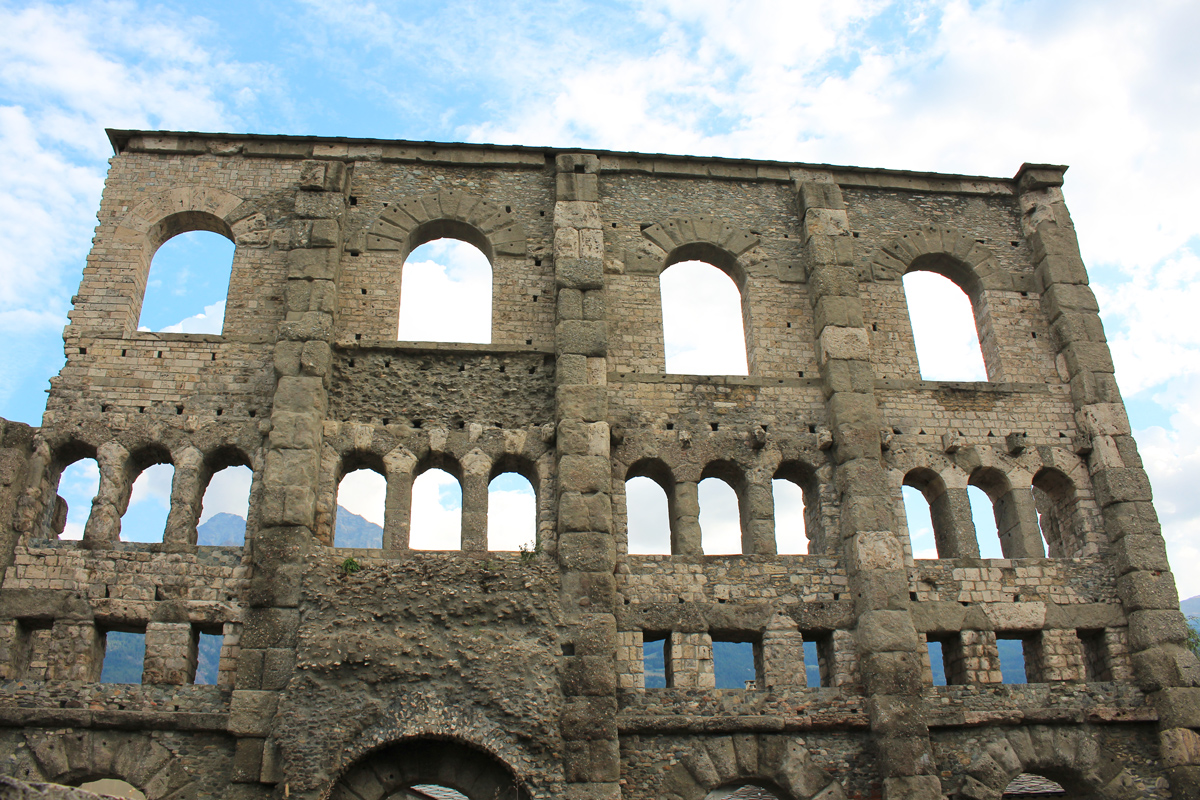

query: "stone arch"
xmin=663 ymin=735 xmax=845 ymax=800
xmin=329 ymin=737 xmax=529 ymax=800
xmin=112 ymin=186 xmax=252 ymax=336
xmin=888 ymin=448 xmax=979 ymax=559
xmin=640 ymin=216 xmax=760 ymax=287
xmin=40 ymin=438 xmax=100 ymax=539
xmin=869 ymin=227 xmax=1011 ymax=298
xmin=25 ymin=730 xmax=195 ymax=800
xmin=955 ymin=725 xmax=1144 ymax=799
xmin=362 ymin=189 xmax=527 ymax=260
xmin=773 ymin=457 xmax=825 ymax=554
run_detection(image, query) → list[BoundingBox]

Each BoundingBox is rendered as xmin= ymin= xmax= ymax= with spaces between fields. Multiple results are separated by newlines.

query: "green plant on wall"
xmin=340 ymin=556 xmax=361 ymax=575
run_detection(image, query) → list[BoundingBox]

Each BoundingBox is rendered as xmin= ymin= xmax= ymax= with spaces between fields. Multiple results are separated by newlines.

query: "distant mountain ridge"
xmin=194 ymin=507 xmax=384 ymax=548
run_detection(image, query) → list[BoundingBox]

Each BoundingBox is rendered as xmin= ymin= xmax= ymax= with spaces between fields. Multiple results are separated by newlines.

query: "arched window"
xmin=79 ymin=779 xmax=146 ymax=800
xmin=969 ymin=484 xmax=1004 ymax=558
xmin=660 ymin=260 xmax=748 ymax=375
xmin=398 ymin=238 xmax=492 ymax=343
xmin=334 ymin=467 xmax=385 ymax=548
xmin=699 ymin=475 xmax=742 ymax=555
xmin=197 ymin=463 xmax=252 ymax=546
xmin=626 ymin=460 xmax=674 ymax=555
xmin=902 ymin=267 xmax=987 ymax=381
xmin=54 ymin=456 xmax=99 ymax=540
xmin=704 ymin=783 xmax=786 ymax=799
xmin=139 ymin=230 xmax=235 ymax=334
xmin=410 ymin=467 xmax=462 ymax=550
xmin=902 ymin=483 xmax=938 ymax=559
xmin=1031 ymin=468 xmax=1080 ymax=557
xmin=487 ymin=471 xmax=536 ymax=551
xmin=122 ymin=460 xmax=174 ymax=543
xmin=773 ymin=461 xmax=819 ymax=554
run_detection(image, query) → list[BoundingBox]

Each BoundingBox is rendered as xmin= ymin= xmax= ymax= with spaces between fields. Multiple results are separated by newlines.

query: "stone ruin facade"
xmin=0 ymin=129 xmax=1197 ymax=800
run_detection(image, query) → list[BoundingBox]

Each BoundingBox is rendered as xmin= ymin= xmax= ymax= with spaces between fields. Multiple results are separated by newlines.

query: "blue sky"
xmin=5 ymin=0 xmax=1200 ymax=596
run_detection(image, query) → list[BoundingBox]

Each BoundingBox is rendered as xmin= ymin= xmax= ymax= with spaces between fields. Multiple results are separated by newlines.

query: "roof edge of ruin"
xmin=105 ymin=128 xmax=1065 ymax=188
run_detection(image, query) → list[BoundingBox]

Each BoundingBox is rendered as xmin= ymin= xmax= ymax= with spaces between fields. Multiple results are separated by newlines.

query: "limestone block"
xmin=560 ymin=696 xmax=617 ymax=740
xmin=573 ymin=614 xmax=617 ymax=655
xmin=555 ymin=201 xmax=603 ymax=230
xmin=1051 ymin=310 xmax=1106 ymax=345
xmin=1130 ymin=643 xmax=1200 ymax=692
xmin=310 ymin=219 xmax=340 ymax=247
xmin=1077 ymin=403 xmax=1131 ymax=437
xmin=294 ymin=191 xmax=344 ymax=219
xmin=231 ymin=738 xmax=265 ymax=784
xmin=557 ymin=288 xmax=583 ymax=320
xmin=1092 ymin=468 xmax=1153 ymax=507
xmin=556 ymin=257 xmax=605 ymax=290
xmin=298 ymin=161 xmax=328 ymax=191
xmin=1111 ymin=534 xmax=1171 ymax=574
xmin=804 ymin=208 xmax=851 ymax=239
xmin=240 ymin=608 xmax=300 ymax=649
xmin=1127 ymin=609 xmax=1190 ymax=651
xmin=1160 ymin=727 xmax=1200 ymax=769
xmin=856 ymin=610 xmax=920 ymax=653
xmin=261 ymin=648 xmax=296 ymax=691
xmin=278 ymin=312 xmax=332 ymax=342
xmin=1041 ymin=282 xmax=1099 ymax=320
xmin=269 ymin=411 xmax=321 ymax=451
xmin=582 ymin=290 xmax=605 ymax=321
xmin=558 ymin=493 xmax=613 ymax=534
xmin=557 ymin=386 xmax=608 ymax=422
xmin=557 ymin=173 xmax=599 ymax=202
xmin=562 ymin=654 xmax=617 ymax=696
xmin=556 ymin=320 xmax=607 ymax=356
xmin=273 ymin=376 xmax=328 ymax=415
xmin=881 ymin=775 xmax=944 ymax=800
xmin=557 ymin=420 xmax=610 ymax=456
xmin=556 ymin=153 xmax=600 ymax=174
xmin=859 ymin=651 xmax=924 ymax=695
xmin=806 ymin=256 xmax=858 ymax=297
xmin=300 ymin=340 xmax=332 ymax=378
xmin=561 ymin=571 xmax=616 ymax=610
xmin=273 ymin=341 xmax=302 ymax=377
xmin=1116 ymin=570 xmax=1179 ymax=611
xmin=983 ymin=602 xmax=1046 ymax=631
xmin=814 ymin=295 xmax=865 ymax=331
xmin=287 ymin=248 xmax=338 ymax=281
xmin=797 ymin=181 xmax=845 ymax=213
xmin=559 ymin=455 xmax=612 ymax=494
xmin=558 ymin=532 xmax=616 ymax=572
xmin=867 ymin=696 xmax=928 ymax=737
xmin=229 ymin=690 xmax=279 ymax=737
xmin=851 ymin=531 xmax=905 ymax=573
xmin=1103 ymin=500 xmax=1161 ymax=541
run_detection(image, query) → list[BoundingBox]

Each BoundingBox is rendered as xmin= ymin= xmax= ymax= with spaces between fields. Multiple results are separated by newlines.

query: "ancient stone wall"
xmin=0 ymin=131 xmax=1197 ymax=800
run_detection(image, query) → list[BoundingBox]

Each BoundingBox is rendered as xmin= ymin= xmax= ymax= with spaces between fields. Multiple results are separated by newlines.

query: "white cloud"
xmin=199 ymin=465 xmax=252 ymax=524
xmin=661 ymin=261 xmax=748 ymax=375
xmin=154 ymin=300 xmax=226 ymax=335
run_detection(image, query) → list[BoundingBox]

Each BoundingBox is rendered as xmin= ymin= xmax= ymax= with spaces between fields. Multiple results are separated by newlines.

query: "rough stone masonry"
xmin=0 ymin=129 xmax=1197 ymax=800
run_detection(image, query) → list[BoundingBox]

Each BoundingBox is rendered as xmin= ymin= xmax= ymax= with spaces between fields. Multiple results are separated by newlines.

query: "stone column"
xmin=1017 ymin=163 xmax=1200 ymax=796
xmin=800 ymin=179 xmax=941 ymax=800
xmin=994 ymin=485 xmax=1044 ymax=559
xmin=230 ymin=159 xmax=347 ymax=789
xmin=553 ymin=152 xmax=620 ymax=800
xmin=82 ymin=441 xmax=132 ymax=547
xmin=761 ymin=612 xmax=806 ymax=689
xmin=741 ymin=473 xmax=777 ymax=555
xmin=163 ymin=446 xmax=204 ymax=547
xmin=460 ymin=451 xmax=490 ymax=552
xmin=382 ymin=448 xmax=416 ymax=551
xmin=143 ymin=622 xmax=196 ymax=685
xmin=671 ymin=481 xmax=703 ymax=555
xmin=926 ymin=485 xmax=979 ymax=559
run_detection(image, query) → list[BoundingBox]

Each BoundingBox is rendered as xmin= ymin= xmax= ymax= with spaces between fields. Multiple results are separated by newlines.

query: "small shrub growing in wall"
xmin=340 ymin=556 xmax=361 ymax=575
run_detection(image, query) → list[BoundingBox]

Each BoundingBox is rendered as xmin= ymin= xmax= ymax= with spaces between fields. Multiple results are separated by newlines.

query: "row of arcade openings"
xmin=56 ymin=457 xmax=1049 ymax=559
xmin=141 ymin=232 xmax=988 ymax=380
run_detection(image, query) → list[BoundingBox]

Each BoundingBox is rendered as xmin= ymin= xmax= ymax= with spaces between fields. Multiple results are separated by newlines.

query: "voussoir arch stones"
xmin=630 ymin=216 xmax=761 ymax=279
xmin=869 ymin=226 xmax=1016 ymax=294
xmin=662 ymin=735 xmax=846 ymax=800
xmin=113 ymin=186 xmax=254 ymax=251
xmin=955 ymin=725 xmax=1145 ymax=799
xmin=27 ymin=730 xmax=196 ymax=800
xmin=360 ymin=189 xmax=527 ymax=260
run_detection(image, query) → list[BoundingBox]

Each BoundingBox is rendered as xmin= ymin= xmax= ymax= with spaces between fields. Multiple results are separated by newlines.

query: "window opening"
xmin=927 ymin=639 xmax=948 ymax=686
xmin=626 ymin=476 xmax=671 ymax=555
xmin=1078 ymin=629 xmax=1111 ymax=681
xmin=78 ymin=779 xmax=147 ymax=800
xmin=122 ymin=463 xmax=174 ymax=543
xmin=968 ymin=485 xmax=1004 ymax=559
xmin=197 ymin=464 xmax=252 ymax=546
xmin=487 ymin=472 xmax=536 ymax=551
xmin=1031 ymin=468 xmax=1078 ymax=557
xmin=100 ymin=630 xmax=145 ymax=684
xmin=139 ymin=230 xmax=235 ymax=334
xmin=711 ymin=636 xmax=759 ymax=689
xmin=902 ymin=485 xmax=938 ymax=559
xmin=410 ymin=468 xmax=462 ymax=550
xmin=802 ymin=639 xmax=824 ymax=687
xmin=642 ymin=633 xmax=668 ymax=688
xmin=398 ymin=239 xmax=491 ymax=343
xmin=335 ymin=468 xmax=385 ymax=548
xmin=772 ymin=478 xmax=808 ymax=554
xmin=11 ymin=620 xmax=51 ymax=680
xmin=194 ymin=629 xmax=223 ymax=685
xmin=997 ymin=635 xmax=1030 ymax=684
xmin=55 ymin=457 xmax=99 ymax=540
xmin=660 ymin=261 xmax=748 ymax=375
xmin=699 ymin=476 xmax=741 ymax=554
xmin=902 ymin=270 xmax=986 ymax=381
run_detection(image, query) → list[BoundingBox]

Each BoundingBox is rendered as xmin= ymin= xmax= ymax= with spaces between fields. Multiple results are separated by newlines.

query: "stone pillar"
xmin=671 ymin=481 xmax=703 ymax=555
xmin=460 ymin=451 xmax=490 ymax=552
xmin=741 ymin=473 xmax=777 ymax=555
xmin=382 ymin=448 xmax=416 ymax=551
xmin=552 ymin=152 xmax=620 ymax=799
xmin=230 ymin=159 xmax=346 ymax=787
xmin=82 ymin=441 xmax=131 ymax=546
xmin=927 ymin=485 xmax=979 ymax=558
xmin=994 ymin=485 xmax=1045 ymax=559
xmin=143 ymin=622 xmax=196 ymax=685
xmin=1017 ymin=163 xmax=1200 ymax=796
xmin=163 ymin=446 xmax=204 ymax=547
xmin=800 ymin=179 xmax=941 ymax=800
xmin=668 ymin=631 xmax=714 ymax=688
xmin=46 ymin=619 xmax=103 ymax=682
xmin=761 ymin=612 xmax=806 ymax=688
xmin=1026 ymin=629 xmax=1086 ymax=683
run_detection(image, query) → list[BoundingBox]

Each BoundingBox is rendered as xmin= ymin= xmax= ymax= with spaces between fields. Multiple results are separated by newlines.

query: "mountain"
xmin=196 ymin=512 xmax=245 ymax=546
xmin=1181 ymin=595 xmax=1200 ymax=618
xmin=334 ymin=506 xmax=383 ymax=548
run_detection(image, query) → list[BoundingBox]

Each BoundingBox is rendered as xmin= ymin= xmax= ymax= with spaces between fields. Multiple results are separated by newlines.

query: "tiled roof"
xmin=1003 ymin=773 xmax=1066 ymax=795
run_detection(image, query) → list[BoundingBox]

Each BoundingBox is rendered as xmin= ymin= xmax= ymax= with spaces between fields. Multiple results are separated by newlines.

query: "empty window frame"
xmin=772 ymin=461 xmax=815 ymax=554
xmin=334 ymin=467 xmax=386 ymax=548
xmin=398 ymin=238 xmax=492 ymax=343
xmin=100 ymin=629 xmax=146 ymax=684
xmin=660 ymin=260 xmax=748 ymax=376
xmin=410 ymin=467 xmax=463 ymax=550
xmin=194 ymin=627 xmax=224 ymax=686
xmin=52 ymin=455 xmax=99 ymax=540
xmin=901 ymin=262 xmax=988 ymax=382
xmin=642 ymin=632 xmax=669 ymax=688
xmin=710 ymin=633 xmax=760 ymax=689
xmin=139 ymin=229 xmax=236 ymax=334
xmin=997 ymin=634 xmax=1032 ymax=684
xmin=487 ymin=471 xmax=536 ymax=552
xmin=196 ymin=463 xmax=252 ymax=546
xmin=122 ymin=459 xmax=175 ymax=544
xmin=625 ymin=463 xmax=673 ymax=555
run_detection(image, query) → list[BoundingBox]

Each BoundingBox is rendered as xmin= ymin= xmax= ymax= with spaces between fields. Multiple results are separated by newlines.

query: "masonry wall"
xmin=0 ymin=131 xmax=1196 ymax=800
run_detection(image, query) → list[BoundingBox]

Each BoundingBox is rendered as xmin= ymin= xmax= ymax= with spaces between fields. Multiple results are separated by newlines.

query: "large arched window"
xmin=1031 ymin=467 xmax=1081 ymax=557
xmin=902 ymin=267 xmax=987 ymax=382
xmin=398 ymin=238 xmax=492 ymax=343
xmin=139 ymin=230 xmax=235 ymax=334
xmin=660 ymin=260 xmax=748 ymax=375
xmin=122 ymin=456 xmax=174 ymax=543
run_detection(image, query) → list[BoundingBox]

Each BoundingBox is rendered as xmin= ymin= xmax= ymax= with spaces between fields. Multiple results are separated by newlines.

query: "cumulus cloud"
xmin=397 ymin=239 xmax=492 ymax=343
xmin=409 ymin=469 xmax=463 ymax=550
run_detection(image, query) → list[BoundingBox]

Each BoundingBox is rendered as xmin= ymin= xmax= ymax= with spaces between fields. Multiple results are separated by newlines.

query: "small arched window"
xmin=398 ymin=238 xmax=492 ymax=343
xmin=487 ymin=471 xmax=536 ymax=551
xmin=626 ymin=475 xmax=672 ymax=555
xmin=699 ymin=475 xmax=742 ymax=554
xmin=139 ymin=230 xmax=235 ymax=334
xmin=773 ymin=461 xmax=819 ymax=554
xmin=197 ymin=464 xmax=252 ymax=546
xmin=334 ymin=467 xmax=385 ymax=548
xmin=410 ymin=467 xmax=462 ymax=550
xmin=1031 ymin=468 xmax=1081 ymax=557
xmin=902 ymin=266 xmax=987 ymax=382
xmin=54 ymin=455 xmax=99 ymax=540
xmin=79 ymin=779 xmax=146 ymax=800
xmin=660 ymin=260 xmax=748 ymax=375
xmin=122 ymin=459 xmax=174 ymax=543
